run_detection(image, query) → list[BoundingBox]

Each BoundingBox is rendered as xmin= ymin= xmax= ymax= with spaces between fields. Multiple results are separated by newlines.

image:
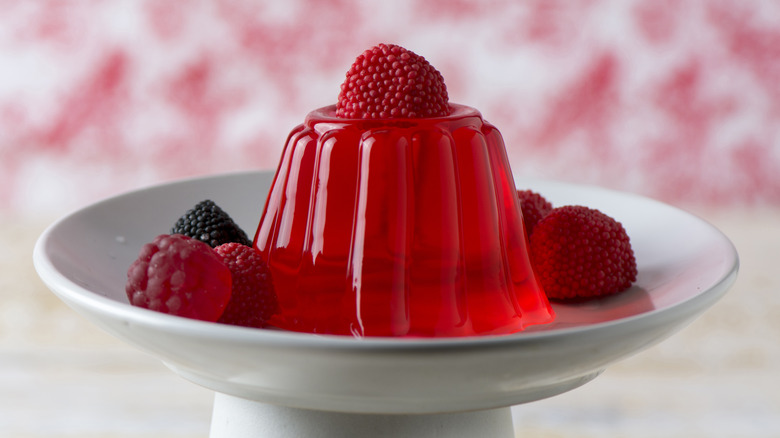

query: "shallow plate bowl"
xmin=33 ymin=171 xmax=738 ymax=414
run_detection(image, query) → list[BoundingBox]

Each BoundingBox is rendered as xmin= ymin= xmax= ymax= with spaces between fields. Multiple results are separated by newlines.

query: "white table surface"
xmin=2 ymin=205 xmax=778 ymax=438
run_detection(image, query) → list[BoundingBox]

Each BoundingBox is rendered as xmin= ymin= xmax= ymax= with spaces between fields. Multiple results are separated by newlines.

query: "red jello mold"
xmin=254 ymin=104 xmax=554 ymax=337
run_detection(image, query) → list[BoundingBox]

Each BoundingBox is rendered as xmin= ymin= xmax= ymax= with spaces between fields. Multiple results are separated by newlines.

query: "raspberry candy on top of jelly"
xmin=336 ymin=43 xmax=450 ymax=119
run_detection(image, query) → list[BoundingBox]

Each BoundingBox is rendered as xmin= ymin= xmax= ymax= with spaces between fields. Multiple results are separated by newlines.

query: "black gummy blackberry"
xmin=171 ymin=200 xmax=252 ymax=248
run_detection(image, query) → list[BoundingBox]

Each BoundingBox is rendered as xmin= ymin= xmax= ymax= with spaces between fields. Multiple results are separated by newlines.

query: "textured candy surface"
xmin=215 ymin=243 xmax=277 ymax=328
xmin=125 ymin=234 xmax=232 ymax=321
xmin=336 ymin=43 xmax=449 ymax=119
xmin=171 ymin=199 xmax=252 ymax=248
xmin=530 ymin=205 xmax=637 ymax=300
xmin=517 ymin=189 xmax=554 ymax=237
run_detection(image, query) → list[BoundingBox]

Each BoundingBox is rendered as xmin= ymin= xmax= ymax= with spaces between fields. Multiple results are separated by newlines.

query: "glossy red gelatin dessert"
xmin=254 ymin=104 xmax=554 ymax=337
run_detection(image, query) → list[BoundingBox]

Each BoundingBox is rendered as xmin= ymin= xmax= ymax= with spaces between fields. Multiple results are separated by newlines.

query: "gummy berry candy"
xmin=529 ymin=205 xmax=637 ymax=300
xmin=126 ymin=234 xmax=232 ymax=321
xmin=336 ymin=43 xmax=450 ymax=119
xmin=517 ymin=189 xmax=553 ymax=237
xmin=171 ymin=199 xmax=251 ymax=248
xmin=214 ymin=243 xmax=277 ymax=328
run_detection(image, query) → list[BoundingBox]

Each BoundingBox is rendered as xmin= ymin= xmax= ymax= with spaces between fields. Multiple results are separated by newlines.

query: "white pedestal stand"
xmin=210 ymin=393 xmax=515 ymax=438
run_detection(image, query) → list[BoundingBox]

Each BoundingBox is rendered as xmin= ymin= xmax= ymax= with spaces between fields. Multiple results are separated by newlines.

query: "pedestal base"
xmin=210 ymin=393 xmax=515 ymax=438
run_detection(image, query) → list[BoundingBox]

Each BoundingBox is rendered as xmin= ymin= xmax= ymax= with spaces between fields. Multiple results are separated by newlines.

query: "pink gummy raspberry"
xmin=336 ymin=43 xmax=450 ymax=119
xmin=529 ymin=206 xmax=637 ymax=300
xmin=126 ymin=234 xmax=232 ymax=321
xmin=517 ymin=189 xmax=554 ymax=237
xmin=214 ymin=243 xmax=277 ymax=328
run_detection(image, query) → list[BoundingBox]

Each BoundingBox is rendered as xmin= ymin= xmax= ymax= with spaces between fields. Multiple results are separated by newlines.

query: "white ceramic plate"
xmin=33 ymin=171 xmax=738 ymax=414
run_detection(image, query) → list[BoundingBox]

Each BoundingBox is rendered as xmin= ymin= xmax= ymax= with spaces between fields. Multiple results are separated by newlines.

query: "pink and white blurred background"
xmin=2 ymin=0 xmax=779 ymax=218
xmin=3 ymin=1 xmax=780 ymax=437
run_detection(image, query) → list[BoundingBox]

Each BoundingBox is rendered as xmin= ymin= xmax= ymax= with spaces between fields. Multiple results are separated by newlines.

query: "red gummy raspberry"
xmin=517 ymin=189 xmax=553 ymax=237
xmin=126 ymin=234 xmax=232 ymax=321
xmin=336 ymin=43 xmax=450 ymax=119
xmin=529 ymin=205 xmax=637 ymax=300
xmin=214 ymin=243 xmax=277 ymax=328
